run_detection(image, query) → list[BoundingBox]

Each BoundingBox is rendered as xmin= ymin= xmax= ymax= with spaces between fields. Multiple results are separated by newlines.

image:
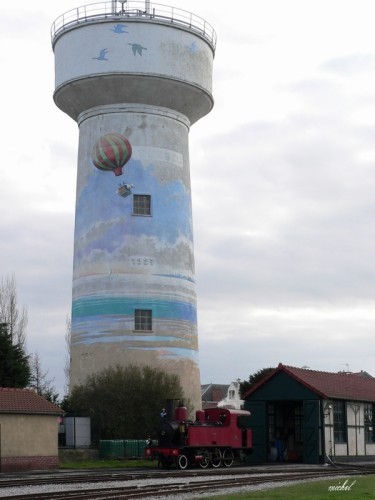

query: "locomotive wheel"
xmin=199 ymin=453 xmax=209 ymax=468
xmin=178 ymin=454 xmax=188 ymax=470
xmin=223 ymin=448 xmax=234 ymax=467
xmin=211 ymin=448 xmax=222 ymax=468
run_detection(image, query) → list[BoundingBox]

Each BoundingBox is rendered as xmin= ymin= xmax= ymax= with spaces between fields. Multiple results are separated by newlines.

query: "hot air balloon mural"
xmin=92 ymin=133 xmax=132 ymax=176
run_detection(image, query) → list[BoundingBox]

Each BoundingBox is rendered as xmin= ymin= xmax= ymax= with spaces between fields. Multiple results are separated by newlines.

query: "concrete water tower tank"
xmin=51 ymin=1 xmax=216 ymax=411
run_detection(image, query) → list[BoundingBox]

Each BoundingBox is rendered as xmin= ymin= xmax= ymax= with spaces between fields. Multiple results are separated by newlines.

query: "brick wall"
xmin=1 ymin=455 xmax=59 ymax=473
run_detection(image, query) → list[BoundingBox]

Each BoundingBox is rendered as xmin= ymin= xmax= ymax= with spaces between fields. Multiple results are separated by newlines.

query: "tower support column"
xmin=71 ymin=104 xmax=201 ymax=409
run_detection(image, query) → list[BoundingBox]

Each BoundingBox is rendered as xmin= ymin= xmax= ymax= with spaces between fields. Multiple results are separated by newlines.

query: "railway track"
xmin=1 ymin=464 xmax=374 ymax=499
xmin=0 ymin=470 xmax=160 ymax=489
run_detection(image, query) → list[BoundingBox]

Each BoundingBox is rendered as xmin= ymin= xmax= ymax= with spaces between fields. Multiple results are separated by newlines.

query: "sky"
xmin=1 ymin=0 xmax=375 ymax=397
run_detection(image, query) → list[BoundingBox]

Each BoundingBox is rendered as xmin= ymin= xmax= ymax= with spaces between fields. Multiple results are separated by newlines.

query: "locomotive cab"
xmin=202 ymin=407 xmax=231 ymax=426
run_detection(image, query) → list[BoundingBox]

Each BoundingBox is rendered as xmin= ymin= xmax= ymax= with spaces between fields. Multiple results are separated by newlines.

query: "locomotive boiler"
xmin=145 ymin=403 xmax=252 ymax=469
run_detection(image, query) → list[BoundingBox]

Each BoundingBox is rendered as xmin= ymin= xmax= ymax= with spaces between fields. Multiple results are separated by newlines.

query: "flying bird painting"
xmin=93 ymin=48 xmax=109 ymax=61
xmin=111 ymin=24 xmax=128 ymax=34
xmin=128 ymin=43 xmax=147 ymax=56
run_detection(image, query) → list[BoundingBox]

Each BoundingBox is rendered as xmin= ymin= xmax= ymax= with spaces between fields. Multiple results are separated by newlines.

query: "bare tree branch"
xmin=0 ymin=274 xmax=28 ymax=348
xmin=29 ymin=351 xmax=58 ymax=402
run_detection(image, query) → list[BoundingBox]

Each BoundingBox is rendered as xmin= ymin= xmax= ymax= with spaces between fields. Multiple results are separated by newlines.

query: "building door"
xmin=303 ymin=400 xmax=320 ymax=464
xmin=244 ymin=401 xmax=267 ymax=463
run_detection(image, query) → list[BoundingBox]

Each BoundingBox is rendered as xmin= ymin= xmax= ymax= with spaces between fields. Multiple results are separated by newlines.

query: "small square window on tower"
xmin=135 ymin=309 xmax=152 ymax=331
xmin=133 ymin=194 xmax=151 ymax=216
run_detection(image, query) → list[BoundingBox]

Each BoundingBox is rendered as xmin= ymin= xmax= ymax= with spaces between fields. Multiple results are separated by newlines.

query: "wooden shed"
xmin=0 ymin=387 xmax=62 ymax=472
xmin=243 ymin=363 xmax=375 ymax=464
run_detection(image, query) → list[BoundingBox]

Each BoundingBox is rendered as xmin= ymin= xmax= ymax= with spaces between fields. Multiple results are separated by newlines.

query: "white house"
xmin=217 ymin=380 xmax=244 ymax=410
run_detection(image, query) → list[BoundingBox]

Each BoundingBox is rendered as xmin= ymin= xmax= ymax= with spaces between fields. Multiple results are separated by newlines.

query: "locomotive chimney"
xmin=175 ymin=403 xmax=188 ymax=422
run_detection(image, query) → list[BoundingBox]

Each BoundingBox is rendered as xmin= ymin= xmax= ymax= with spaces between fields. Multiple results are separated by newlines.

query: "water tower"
xmin=51 ymin=1 xmax=216 ymax=410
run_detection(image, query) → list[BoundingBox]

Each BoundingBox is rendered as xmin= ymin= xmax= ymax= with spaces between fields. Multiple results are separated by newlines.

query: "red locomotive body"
xmin=145 ymin=405 xmax=252 ymax=469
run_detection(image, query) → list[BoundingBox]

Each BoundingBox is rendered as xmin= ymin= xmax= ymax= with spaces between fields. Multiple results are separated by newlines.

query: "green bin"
xmin=124 ymin=439 xmax=138 ymax=458
xmin=99 ymin=440 xmax=125 ymax=459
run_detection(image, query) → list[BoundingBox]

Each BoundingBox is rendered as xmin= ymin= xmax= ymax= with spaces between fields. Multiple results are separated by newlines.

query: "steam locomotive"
xmin=145 ymin=403 xmax=252 ymax=469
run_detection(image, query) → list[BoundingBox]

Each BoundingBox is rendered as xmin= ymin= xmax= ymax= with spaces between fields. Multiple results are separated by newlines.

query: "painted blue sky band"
xmin=72 ymin=296 xmax=197 ymax=322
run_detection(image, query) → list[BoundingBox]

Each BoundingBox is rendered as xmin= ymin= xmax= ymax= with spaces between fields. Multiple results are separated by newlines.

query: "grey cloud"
xmin=321 ymin=53 xmax=375 ymax=75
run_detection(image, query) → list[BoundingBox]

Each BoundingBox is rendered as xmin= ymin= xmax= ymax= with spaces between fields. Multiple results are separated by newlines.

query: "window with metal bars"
xmin=133 ymin=194 xmax=151 ymax=216
xmin=333 ymin=401 xmax=347 ymax=443
xmin=365 ymin=403 xmax=375 ymax=443
xmin=134 ymin=309 xmax=152 ymax=331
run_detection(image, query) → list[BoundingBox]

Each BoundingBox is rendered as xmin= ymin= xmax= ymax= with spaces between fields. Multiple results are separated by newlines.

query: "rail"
xmin=51 ymin=1 xmax=216 ymax=50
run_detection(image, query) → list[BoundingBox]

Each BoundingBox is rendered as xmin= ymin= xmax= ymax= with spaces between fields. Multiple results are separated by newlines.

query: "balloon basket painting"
xmin=117 ymin=183 xmax=134 ymax=198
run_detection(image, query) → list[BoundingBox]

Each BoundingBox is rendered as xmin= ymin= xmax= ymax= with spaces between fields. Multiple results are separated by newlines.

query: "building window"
xmin=365 ymin=403 xmax=375 ymax=443
xmin=134 ymin=309 xmax=152 ymax=331
xmin=229 ymin=390 xmax=235 ymax=399
xmin=133 ymin=195 xmax=151 ymax=216
xmin=333 ymin=401 xmax=347 ymax=443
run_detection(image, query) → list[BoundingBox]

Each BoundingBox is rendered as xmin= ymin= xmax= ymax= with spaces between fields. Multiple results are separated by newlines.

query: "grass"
xmin=202 ymin=475 xmax=375 ymax=499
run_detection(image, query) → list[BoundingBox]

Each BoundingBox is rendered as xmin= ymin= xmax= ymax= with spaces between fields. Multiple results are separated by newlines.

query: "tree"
xmin=0 ymin=275 xmax=28 ymax=348
xmin=62 ymin=365 xmax=184 ymax=443
xmin=29 ymin=352 xmax=59 ymax=403
xmin=0 ymin=322 xmax=30 ymax=387
xmin=0 ymin=275 xmax=58 ymax=397
xmin=240 ymin=367 xmax=275 ymax=397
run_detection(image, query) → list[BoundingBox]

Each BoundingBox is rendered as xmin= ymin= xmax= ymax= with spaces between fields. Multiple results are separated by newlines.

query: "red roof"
xmin=0 ymin=387 xmax=62 ymax=415
xmin=244 ymin=363 xmax=375 ymax=402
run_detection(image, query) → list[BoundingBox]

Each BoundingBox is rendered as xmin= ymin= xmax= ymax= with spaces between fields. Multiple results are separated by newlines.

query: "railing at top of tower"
xmin=51 ymin=1 xmax=217 ymax=50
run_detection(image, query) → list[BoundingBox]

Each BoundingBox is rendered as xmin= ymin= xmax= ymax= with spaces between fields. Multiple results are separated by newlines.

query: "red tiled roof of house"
xmin=244 ymin=363 xmax=375 ymax=402
xmin=0 ymin=387 xmax=62 ymax=415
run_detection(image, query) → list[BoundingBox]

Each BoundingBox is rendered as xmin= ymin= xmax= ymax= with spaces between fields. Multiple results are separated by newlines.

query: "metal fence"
xmin=51 ymin=1 xmax=216 ymax=50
